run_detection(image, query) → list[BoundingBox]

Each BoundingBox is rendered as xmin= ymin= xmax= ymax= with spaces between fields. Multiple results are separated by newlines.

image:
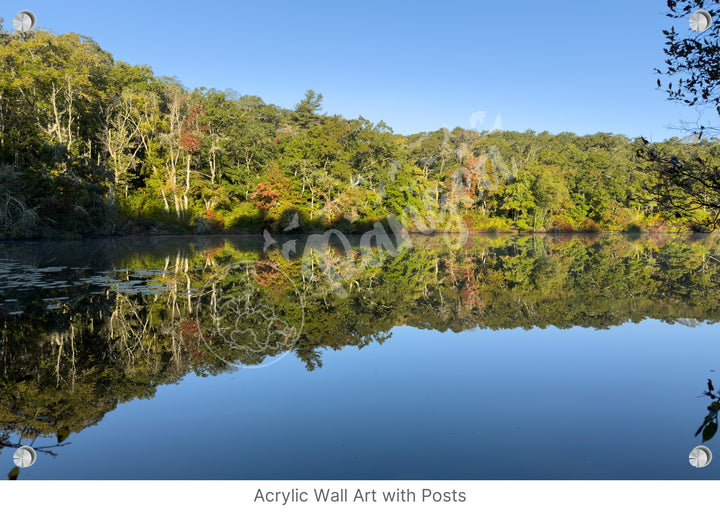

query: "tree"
xmin=501 ymin=172 xmax=534 ymax=222
xmin=636 ymin=137 xmax=720 ymax=229
xmin=295 ymin=89 xmax=323 ymax=115
xmin=658 ymin=0 xmax=720 ymax=135
xmin=637 ymin=0 xmax=720 ymax=229
xmin=293 ymin=90 xmax=324 ymax=129
xmin=531 ymin=166 xmax=570 ymax=230
xmin=102 ymin=90 xmax=159 ymax=203
xmin=0 ymin=30 xmax=113 ymax=168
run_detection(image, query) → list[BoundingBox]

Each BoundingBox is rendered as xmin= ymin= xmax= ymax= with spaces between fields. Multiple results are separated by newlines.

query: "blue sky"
xmin=0 ymin=1 xmax=711 ymax=139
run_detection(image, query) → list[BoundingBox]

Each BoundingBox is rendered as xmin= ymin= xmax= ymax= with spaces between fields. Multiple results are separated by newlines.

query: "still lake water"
xmin=1 ymin=232 xmax=720 ymax=479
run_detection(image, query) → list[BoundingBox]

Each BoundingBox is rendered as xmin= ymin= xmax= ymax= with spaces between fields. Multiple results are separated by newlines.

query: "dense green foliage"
xmin=1 ymin=25 xmax=719 ymax=238
xmin=2 ymin=234 xmax=720 ymax=450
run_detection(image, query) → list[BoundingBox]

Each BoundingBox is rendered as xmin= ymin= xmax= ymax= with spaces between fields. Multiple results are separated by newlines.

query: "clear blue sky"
xmin=0 ymin=1 xmax=711 ymax=139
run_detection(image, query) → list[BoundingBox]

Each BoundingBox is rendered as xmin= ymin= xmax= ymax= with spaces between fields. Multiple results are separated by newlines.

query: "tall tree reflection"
xmin=1 ymin=234 xmax=719 ymax=459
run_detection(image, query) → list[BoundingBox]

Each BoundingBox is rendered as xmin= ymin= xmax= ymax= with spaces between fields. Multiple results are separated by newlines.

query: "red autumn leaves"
xmin=179 ymin=105 xmax=205 ymax=153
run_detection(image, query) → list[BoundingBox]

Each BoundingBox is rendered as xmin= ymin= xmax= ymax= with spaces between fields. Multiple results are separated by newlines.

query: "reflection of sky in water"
xmin=5 ymin=320 xmax=720 ymax=480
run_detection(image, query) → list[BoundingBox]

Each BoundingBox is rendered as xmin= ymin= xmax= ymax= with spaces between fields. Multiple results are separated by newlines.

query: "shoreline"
xmin=1 ymin=228 xmax=715 ymax=244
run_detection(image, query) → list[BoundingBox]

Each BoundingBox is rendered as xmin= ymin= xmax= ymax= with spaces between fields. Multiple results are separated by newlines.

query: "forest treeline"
xmin=1 ymin=27 xmax=719 ymax=239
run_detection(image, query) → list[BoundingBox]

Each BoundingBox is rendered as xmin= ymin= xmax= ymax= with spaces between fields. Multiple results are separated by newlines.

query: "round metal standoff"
xmin=689 ymin=445 xmax=712 ymax=468
xmin=13 ymin=10 xmax=37 ymax=32
xmin=13 ymin=446 xmax=37 ymax=468
xmin=689 ymin=10 xmax=712 ymax=33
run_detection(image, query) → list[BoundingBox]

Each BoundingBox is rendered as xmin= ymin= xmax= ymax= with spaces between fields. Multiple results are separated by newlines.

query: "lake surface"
xmin=1 ymin=232 xmax=720 ymax=479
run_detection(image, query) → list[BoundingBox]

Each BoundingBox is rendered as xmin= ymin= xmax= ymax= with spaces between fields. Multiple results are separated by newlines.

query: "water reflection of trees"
xmin=696 ymin=378 xmax=720 ymax=444
xmin=1 ymin=432 xmax=72 ymax=480
xmin=2 ymin=234 xmax=720 ymax=453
